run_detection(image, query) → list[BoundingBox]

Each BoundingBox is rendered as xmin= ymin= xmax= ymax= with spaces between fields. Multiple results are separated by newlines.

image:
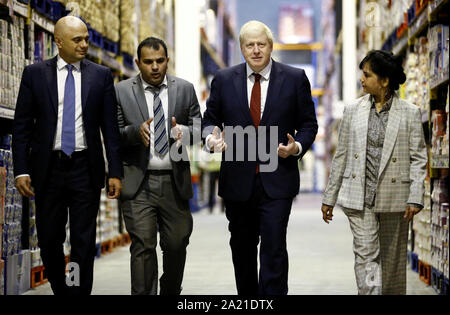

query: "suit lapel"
xmin=354 ymin=96 xmax=371 ymax=178
xmin=167 ymin=75 xmax=177 ymax=130
xmin=132 ymin=75 xmax=150 ymax=120
xmin=233 ymin=64 xmax=253 ymax=125
xmin=44 ymin=57 xmax=59 ymax=115
xmin=80 ymin=59 xmax=92 ymax=112
xmin=378 ymin=97 xmax=401 ymax=179
xmin=261 ymin=61 xmax=283 ymax=125
xmin=357 ymin=96 xmax=371 ymax=155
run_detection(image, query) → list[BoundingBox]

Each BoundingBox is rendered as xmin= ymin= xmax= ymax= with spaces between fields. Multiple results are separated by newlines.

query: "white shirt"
xmin=246 ymin=59 xmax=272 ymax=116
xmin=141 ymin=74 xmax=172 ymax=170
xmin=206 ymin=59 xmax=302 ymax=156
xmin=15 ymin=56 xmax=87 ymax=180
xmin=54 ymin=55 xmax=87 ymax=151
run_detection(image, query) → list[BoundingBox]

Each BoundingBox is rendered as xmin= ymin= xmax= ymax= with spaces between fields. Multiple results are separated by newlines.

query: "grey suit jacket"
xmin=115 ymin=74 xmax=201 ymax=200
xmin=322 ymin=93 xmax=427 ymax=212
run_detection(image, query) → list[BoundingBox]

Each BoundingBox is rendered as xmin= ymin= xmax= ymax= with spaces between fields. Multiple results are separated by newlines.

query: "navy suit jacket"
xmin=202 ymin=61 xmax=318 ymax=201
xmin=12 ymin=56 xmax=123 ymax=193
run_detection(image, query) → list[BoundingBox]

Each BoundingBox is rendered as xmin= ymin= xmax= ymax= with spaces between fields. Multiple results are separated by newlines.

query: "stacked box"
xmin=413 ymin=178 xmax=432 ymax=264
xmin=0 ymin=166 xmax=5 ymax=225
xmin=0 ymin=16 xmax=28 ymax=109
xmin=34 ymin=30 xmax=58 ymax=63
xmin=0 ymin=259 xmax=4 ymax=295
xmin=431 ymin=109 xmax=447 ymax=155
xmin=404 ymin=37 xmax=429 ymax=114
xmin=0 ymin=138 xmax=24 ymax=260
xmin=5 ymin=250 xmax=30 ymax=295
xmin=443 ymin=86 xmax=449 ymax=155
xmin=428 ymin=25 xmax=450 ymax=86
xmin=101 ymin=0 xmax=120 ymax=42
xmin=138 ymin=0 xmax=152 ymax=44
xmin=30 ymin=249 xmax=42 ymax=268
xmin=120 ymin=0 xmax=137 ymax=57
xmin=431 ymin=177 xmax=449 ymax=278
xmin=96 ymin=189 xmax=120 ymax=244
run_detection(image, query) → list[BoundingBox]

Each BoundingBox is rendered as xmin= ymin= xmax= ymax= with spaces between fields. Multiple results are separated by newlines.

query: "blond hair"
xmin=239 ymin=20 xmax=274 ymax=47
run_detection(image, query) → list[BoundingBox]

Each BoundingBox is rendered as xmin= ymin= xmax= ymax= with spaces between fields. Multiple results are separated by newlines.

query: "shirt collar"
xmin=57 ymin=55 xmax=81 ymax=72
xmin=246 ymin=58 xmax=272 ymax=81
xmin=370 ymin=94 xmax=394 ymax=112
xmin=141 ymin=74 xmax=168 ymax=91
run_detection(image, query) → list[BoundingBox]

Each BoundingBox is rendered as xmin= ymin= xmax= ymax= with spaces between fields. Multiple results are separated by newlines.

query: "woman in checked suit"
xmin=321 ymin=50 xmax=428 ymax=295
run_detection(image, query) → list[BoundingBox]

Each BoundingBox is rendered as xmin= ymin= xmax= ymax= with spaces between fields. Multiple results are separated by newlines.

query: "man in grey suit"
xmin=115 ymin=37 xmax=201 ymax=295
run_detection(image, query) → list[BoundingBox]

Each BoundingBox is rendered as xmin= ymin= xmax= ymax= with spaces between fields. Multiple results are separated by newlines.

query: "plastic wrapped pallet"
xmin=0 ymin=166 xmax=6 ymax=225
xmin=0 ymin=259 xmax=4 ymax=295
xmin=5 ymin=250 xmax=30 ymax=295
xmin=101 ymin=0 xmax=120 ymax=42
xmin=120 ymin=0 xmax=137 ymax=57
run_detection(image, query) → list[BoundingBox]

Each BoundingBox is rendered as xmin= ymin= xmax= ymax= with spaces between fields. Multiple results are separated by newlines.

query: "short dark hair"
xmin=137 ymin=37 xmax=168 ymax=60
xmin=359 ymin=50 xmax=406 ymax=91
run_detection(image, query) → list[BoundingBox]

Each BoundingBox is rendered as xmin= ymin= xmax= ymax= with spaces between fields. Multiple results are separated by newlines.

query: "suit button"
xmin=392 ymin=178 xmax=396 ymax=183
xmin=392 ymin=157 xmax=397 ymax=163
xmin=352 ymin=174 xmax=356 ymax=178
xmin=354 ymin=154 xmax=358 ymax=159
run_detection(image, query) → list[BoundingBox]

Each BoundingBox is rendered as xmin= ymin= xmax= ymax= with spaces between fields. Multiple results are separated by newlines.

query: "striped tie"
xmin=147 ymin=85 xmax=168 ymax=155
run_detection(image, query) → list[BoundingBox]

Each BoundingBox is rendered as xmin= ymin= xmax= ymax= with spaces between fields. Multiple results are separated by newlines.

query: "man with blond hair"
xmin=202 ymin=20 xmax=318 ymax=295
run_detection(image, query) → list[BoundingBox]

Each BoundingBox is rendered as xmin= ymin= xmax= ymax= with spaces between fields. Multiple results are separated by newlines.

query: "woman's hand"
xmin=321 ymin=204 xmax=334 ymax=224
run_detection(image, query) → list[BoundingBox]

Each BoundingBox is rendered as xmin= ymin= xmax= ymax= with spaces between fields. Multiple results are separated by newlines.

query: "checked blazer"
xmin=322 ymin=93 xmax=427 ymax=212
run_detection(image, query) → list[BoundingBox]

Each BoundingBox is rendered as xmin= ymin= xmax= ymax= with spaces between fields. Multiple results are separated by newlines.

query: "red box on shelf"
xmin=397 ymin=13 xmax=408 ymax=38
xmin=415 ymin=0 xmax=428 ymax=15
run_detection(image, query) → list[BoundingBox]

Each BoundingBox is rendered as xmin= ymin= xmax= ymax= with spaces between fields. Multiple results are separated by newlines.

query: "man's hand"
xmin=107 ymin=177 xmax=122 ymax=199
xmin=208 ymin=126 xmax=227 ymax=153
xmin=277 ymin=133 xmax=299 ymax=158
xmin=15 ymin=176 xmax=35 ymax=197
xmin=321 ymin=204 xmax=334 ymax=224
xmin=140 ymin=118 xmax=154 ymax=147
xmin=170 ymin=117 xmax=183 ymax=147
xmin=404 ymin=205 xmax=422 ymax=221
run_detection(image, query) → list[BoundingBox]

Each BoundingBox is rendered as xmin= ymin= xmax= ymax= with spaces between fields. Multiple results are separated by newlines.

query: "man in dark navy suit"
xmin=202 ymin=20 xmax=318 ymax=295
xmin=12 ymin=16 xmax=123 ymax=295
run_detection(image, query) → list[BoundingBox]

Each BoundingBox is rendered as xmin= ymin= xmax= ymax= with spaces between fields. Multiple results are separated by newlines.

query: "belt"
xmin=147 ymin=169 xmax=173 ymax=176
xmin=52 ymin=150 xmax=87 ymax=160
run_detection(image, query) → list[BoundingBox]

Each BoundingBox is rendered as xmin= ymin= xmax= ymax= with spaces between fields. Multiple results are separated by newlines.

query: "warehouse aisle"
xmin=24 ymin=193 xmax=436 ymax=295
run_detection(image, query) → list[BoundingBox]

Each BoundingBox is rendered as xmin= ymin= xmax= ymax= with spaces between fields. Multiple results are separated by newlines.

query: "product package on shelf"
xmin=97 ymin=189 xmax=120 ymax=245
xmin=34 ymin=29 xmax=57 ymax=63
xmin=120 ymin=0 xmax=137 ymax=58
xmin=0 ymin=258 xmax=4 ymax=295
xmin=0 ymin=135 xmax=24 ymax=260
xmin=413 ymin=178 xmax=432 ymax=264
xmin=404 ymin=37 xmax=429 ymax=115
xmin=5 ymin=249 xmax=30 ymax=295
xmin=27 ymin=196 xmax=42 ymax=267
xmin=0 ymin=15 xmax=28 ymax=109
xmin=428 ymin=24 xmax=449 ymax=87
xmin=431 ymin=175 xmax=449 ymax=278
xmin=0 ymin=166 xmax=5 ymax=225
xmin=431 ymin=109 xmax=447 ymax=156
xmin=101 ymin=0 xmax=120 ymax=45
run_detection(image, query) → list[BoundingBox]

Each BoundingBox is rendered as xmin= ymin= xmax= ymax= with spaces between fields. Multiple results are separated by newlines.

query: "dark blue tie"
xmin=62 ymin=64 xmax=75 ymax=156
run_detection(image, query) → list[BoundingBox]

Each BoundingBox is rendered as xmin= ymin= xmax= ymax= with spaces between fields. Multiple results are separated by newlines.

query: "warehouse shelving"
xmin=358 ymin=0 xmax=449 ymax=295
